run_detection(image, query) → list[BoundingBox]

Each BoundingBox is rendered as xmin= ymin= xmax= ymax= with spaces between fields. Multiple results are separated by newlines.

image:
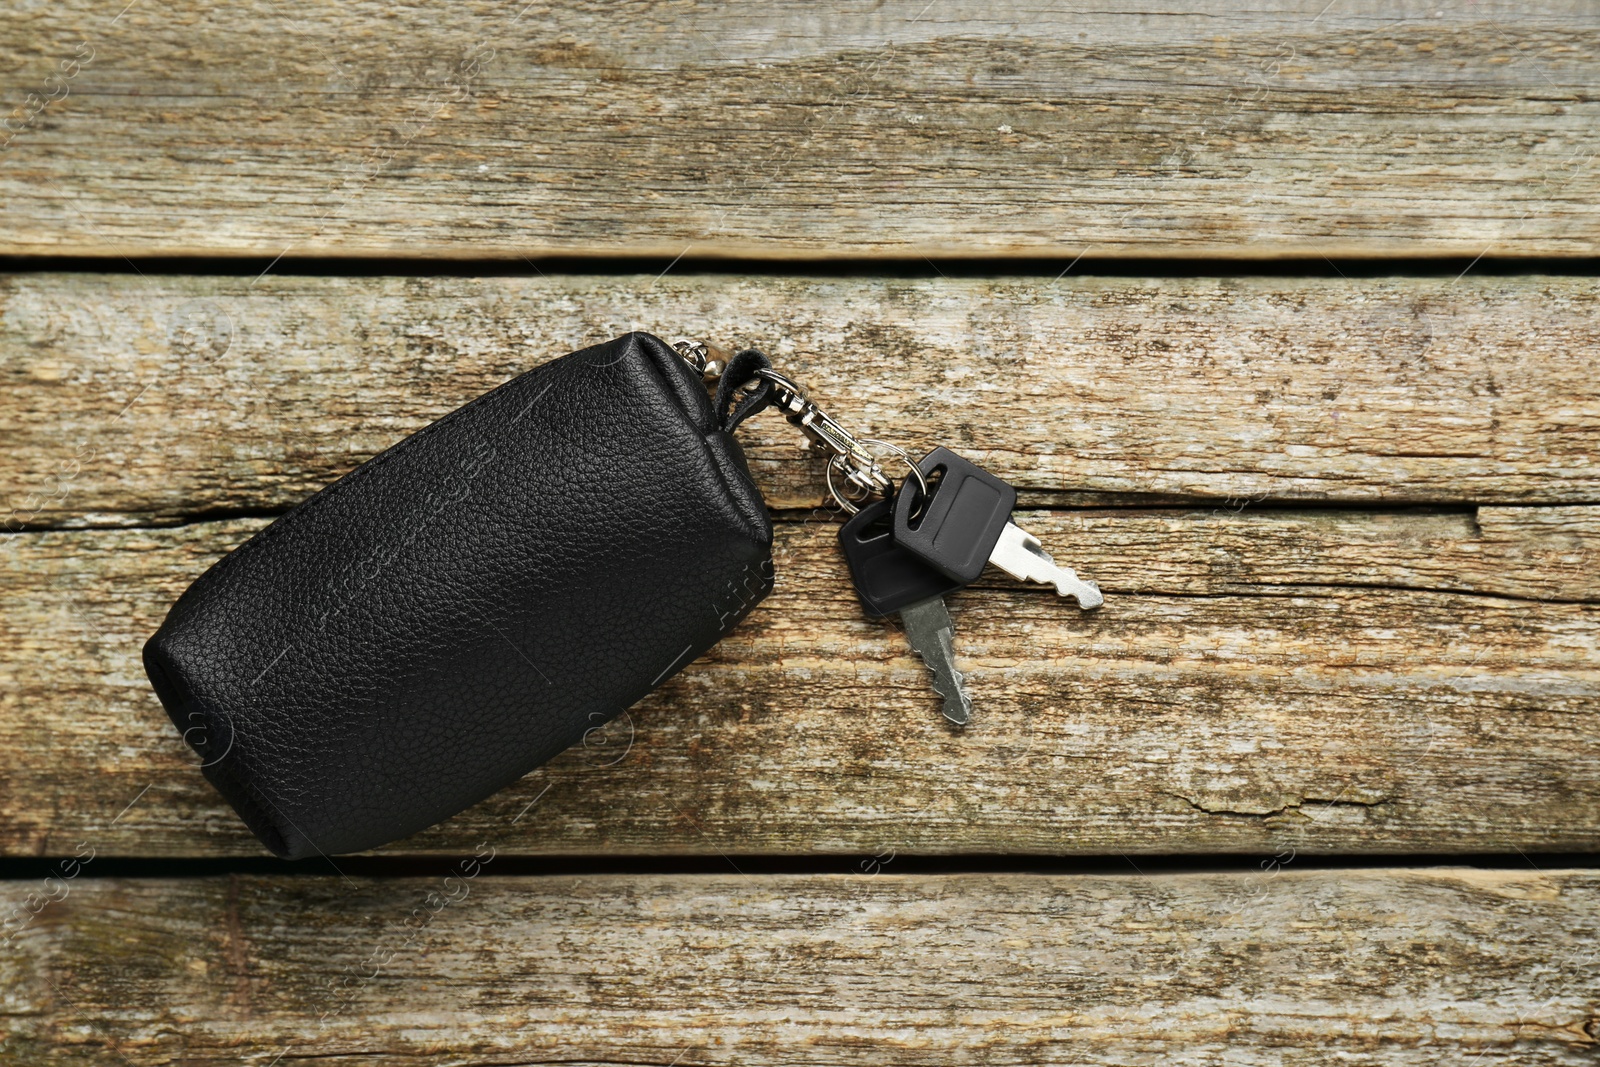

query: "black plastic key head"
xmin=838 ymin=498 xmax=964 ymax=618
xmin=891 ymin=446 xmax=1017 ymax=585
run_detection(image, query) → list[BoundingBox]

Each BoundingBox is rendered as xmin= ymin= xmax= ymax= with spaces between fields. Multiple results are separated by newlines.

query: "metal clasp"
xmin=671 ymin=338 xmax=899 ymax=509
xmin=753 ymin=368 xmax=893 ymax=501
xmin=670 ymin=338 xmax=732 ymax=382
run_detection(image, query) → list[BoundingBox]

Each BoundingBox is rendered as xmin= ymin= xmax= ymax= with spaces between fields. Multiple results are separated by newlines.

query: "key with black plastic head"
xmin=891 ymin=447 xmax=1103 ymax=609
xmin=838 ymin=497 xmax=973 ymax=726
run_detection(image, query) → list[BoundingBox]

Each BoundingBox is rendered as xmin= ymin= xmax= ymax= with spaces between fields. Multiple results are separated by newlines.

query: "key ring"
xmin=826 ymin=439 xmax=927 ymax=514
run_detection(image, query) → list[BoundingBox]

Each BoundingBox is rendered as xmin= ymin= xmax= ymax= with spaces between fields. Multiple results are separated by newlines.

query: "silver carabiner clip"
xmin=753 ymin=368 xmax=894 ymax=503
xmin=672 ymin=338 xmax=917 ymax=511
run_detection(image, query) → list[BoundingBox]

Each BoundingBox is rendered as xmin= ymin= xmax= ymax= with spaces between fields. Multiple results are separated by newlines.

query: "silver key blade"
xmin=989 ymin=522 xmax=1104 ymax=609
xmin=899 ymin=595 xmax=973 ymax=726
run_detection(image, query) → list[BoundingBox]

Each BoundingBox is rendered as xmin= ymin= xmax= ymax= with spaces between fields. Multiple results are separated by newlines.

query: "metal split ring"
xmin=825 ymin=439 xmax=928 ymax=515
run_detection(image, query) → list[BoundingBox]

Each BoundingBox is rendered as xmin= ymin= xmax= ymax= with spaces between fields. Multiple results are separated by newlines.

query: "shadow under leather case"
xmin=144 ymin=333 xmax=773 ymax=859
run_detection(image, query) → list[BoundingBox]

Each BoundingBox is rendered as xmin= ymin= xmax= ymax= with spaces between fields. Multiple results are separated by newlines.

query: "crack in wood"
xmin=1166 ymin=792 xmax=1393 ymax=820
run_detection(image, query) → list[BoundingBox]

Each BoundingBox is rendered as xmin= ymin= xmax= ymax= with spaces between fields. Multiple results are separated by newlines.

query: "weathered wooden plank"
xmin=2 ymin=870 xmax=1596 ymax=1064
xmin=5 ymin=272 xmax=1600 ymax=529
xmin=3 ymin=507 xmax=1596 ymax=857
xmin=1 ymin=2 xmax=1598 ymax=258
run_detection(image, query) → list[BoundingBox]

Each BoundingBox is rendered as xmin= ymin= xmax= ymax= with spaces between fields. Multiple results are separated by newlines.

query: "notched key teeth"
xmin=921 ymin=658 xmax=973 ymax=728
xmin=899 ymin=596 xmax=974 ymax=729
xmin=1060 ymin=575 xmax=1104 ymax=611
xmin=941 ymin=685 xmax=973 ymax=727
xmin=923 ymin=643 xmax=973 ymax=728
xmin=988 ymin=522 xmax=1105 ymax=611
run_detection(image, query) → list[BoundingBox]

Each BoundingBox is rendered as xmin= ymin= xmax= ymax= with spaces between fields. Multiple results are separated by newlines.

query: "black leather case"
xmin=144 ymin=333 xmax=774 ymax=859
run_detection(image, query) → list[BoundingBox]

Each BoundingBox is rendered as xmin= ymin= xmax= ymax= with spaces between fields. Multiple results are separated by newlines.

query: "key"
xmin=891 ymin=446 xmax=1103 ymax=609
xmin=838 ymin=498 xmax=974 ymax=726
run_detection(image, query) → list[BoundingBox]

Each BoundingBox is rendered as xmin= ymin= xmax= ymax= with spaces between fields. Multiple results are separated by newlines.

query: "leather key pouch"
xmin=144 ymin=332 xmax=774 ymax=859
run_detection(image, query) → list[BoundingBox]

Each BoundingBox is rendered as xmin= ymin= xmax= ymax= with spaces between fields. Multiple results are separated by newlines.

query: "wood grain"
xmin=2 ymin=2 xmax=1599 ymax=258
xmin=2 ymin=869 xmax=1596 ymax=1064
xmin=5 ymin=272 xmax=1600 ymax=529
xmin=3 ymin=505 xmax=1596 ymax=858
xmin=4 ymin=2 xmax=1596 ymax=1048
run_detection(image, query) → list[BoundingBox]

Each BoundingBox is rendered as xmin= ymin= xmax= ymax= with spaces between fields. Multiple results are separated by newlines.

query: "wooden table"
xmin=3 ymin=2 xmax=1598 ymax=1062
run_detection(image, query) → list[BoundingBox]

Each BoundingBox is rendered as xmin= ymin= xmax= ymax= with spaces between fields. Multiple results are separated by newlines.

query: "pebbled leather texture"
xmin=144 ymin=333 xmax=774 ymax=859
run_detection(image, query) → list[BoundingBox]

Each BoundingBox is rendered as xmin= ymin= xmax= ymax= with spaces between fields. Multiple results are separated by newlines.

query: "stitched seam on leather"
xmin=635 ymin=331 xmax=715 ymax=433
xmin=697 ymin=434 xmax=772 ymax=548
xmin=704 ymin=433 xmax=773 ymax=548
xmin=634 ymin=336 xmax=772 ymax=548
xmin=205 ymin=759 xmax=292 ymax=857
